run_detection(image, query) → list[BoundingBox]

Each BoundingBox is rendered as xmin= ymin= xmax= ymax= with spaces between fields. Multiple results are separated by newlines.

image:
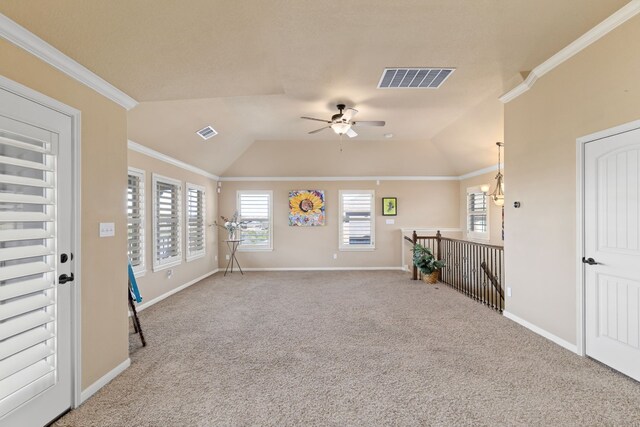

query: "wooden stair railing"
xmin=406 ymin=230 xmax=505 ymax=312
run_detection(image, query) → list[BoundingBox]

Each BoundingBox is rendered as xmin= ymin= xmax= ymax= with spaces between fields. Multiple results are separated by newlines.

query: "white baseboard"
xmin=80 ymin=358 xmax=130 ymax=404
xmin=503 ymin=311 xmax=578 ymax=354
xmin=135 ymin=269 xmax=219 ymax=312
xmin=240 ymin=267 xmax=405 ymax=271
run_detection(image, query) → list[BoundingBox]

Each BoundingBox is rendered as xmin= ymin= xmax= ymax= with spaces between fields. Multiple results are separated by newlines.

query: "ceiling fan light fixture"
xmin=331 ymin=122 xmax=351 ymax=135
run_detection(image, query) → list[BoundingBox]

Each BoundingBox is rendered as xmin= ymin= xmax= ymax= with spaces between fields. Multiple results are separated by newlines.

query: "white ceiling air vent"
xmin=377 ymin=68 xmax=455 ymax=89
xmin=196 ymin=125 xmax=218 ymax=140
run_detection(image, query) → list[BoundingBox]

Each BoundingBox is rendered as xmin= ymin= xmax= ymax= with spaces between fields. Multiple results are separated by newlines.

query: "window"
xmin=339 ymin=190 xmax=375 ymax=250
xmin=127 ymin=168 xmax=145 ymax=275
xmin=237 ymin=190 xmax=272 ymax=250
xmin=467 ymin=187 xmax=489 ymax=240
xmin=186 ymin=183 xmax=206 ymax=261
xmin=153 ymin=174 xmax=182 ymax=270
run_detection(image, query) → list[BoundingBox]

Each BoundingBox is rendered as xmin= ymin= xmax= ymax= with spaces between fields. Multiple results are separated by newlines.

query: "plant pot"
xmin=421 ymin=271 xmax=439 ymax=284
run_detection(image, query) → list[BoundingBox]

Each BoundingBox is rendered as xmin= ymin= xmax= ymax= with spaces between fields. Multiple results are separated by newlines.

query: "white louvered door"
xmin=585 ymin=126 xmax=640 ymax=382
xmin=0 ymin=87 xmax=73 ymax=426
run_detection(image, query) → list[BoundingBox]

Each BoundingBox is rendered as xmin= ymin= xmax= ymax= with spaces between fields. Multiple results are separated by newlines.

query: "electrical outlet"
xmin=226 ymin=254 xmax=230 ymax=260
xmin=215 ymin=255 xmax=218 ymax=261
xmin=167 ymin=269 xmax=173 ymax=279
xmin=333 ymin=253 xmax=337 ymax=260
xmin=507 ymin=287 xmax=512 ymax=297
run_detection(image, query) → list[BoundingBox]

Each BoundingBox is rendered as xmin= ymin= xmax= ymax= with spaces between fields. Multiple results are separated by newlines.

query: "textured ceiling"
xmin=0 ymin=0 xmax=629 ymax=176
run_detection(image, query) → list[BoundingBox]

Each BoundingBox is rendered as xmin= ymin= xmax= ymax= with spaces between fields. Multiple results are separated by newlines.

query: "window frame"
xmin=127 ymin=167 xmax=146 ymax=277
xmin=339 ymin=190 xmax=376 ymax=251
xmin=185 ymin=182 xmax=206 ymax=262
xmin=236 ymin=190 xmax=273 ymax=251
xmin=152 ymin=173 xmax=183 ymax=271
xmin=466 ymin=186 xmax=490 ymax=241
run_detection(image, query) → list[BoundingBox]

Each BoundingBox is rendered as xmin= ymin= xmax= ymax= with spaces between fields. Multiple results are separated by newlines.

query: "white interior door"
xmin=0 ymin=87 xmax=73 ymax=426
xmin=584 ymin=126 xmax=640 ymax=382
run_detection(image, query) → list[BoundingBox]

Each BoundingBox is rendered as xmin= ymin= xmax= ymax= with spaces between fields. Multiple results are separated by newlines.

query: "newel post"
xmin=436 ymin=230 xmax=442 ymax=260
xmin=411 ymin=230 xmax=418 ymax=280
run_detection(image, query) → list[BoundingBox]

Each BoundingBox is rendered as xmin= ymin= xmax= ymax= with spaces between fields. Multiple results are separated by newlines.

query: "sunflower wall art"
xmin=289 ymin=190 xmax=325 ymax=226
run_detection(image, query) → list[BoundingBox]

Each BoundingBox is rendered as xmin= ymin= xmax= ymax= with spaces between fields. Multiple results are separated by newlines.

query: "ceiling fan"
xmin=301 ymin=104 xmax=386 ymax=138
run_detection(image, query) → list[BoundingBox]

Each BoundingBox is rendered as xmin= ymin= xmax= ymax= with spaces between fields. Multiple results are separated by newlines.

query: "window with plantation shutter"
xmin=467 ymin=187 xmax=489 ymax=240
xmin=127 ymin=168 xmax=145 ymax=275
xmin=152 ymin=174 xmax=182 ymax=271
xmin=339 ymin=190 xmax=375 ymax=250
xmin=186 ymin=183 xmax=206 ymax=261
xmin=237 ymin=190 xmax=272 ymax=250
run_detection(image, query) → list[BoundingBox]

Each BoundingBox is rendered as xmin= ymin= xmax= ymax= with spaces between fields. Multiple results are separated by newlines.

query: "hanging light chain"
xmin=489 ymin=142 xmax=504 ymax=206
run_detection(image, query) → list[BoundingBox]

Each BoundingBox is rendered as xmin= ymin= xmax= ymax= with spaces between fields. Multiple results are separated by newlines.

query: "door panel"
xmin=0 ymin=88 xmax=73 ymax=426
xmin=585 ymin=126 xmax=640 ymax=382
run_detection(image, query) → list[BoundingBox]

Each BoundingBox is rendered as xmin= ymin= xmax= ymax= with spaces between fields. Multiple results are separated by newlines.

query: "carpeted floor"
xmin=55 ymin=271 xmax=640 ymax=426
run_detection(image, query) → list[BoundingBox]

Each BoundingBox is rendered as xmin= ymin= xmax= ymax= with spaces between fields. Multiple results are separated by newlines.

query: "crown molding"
xmin=219 ymin=175 xmax=459 ymax=182
xmin=128 ymin=140 xmax=219 ymax=180
xmin=0 ymin=13 xmax=138 ymax=110
xmin=127 ymin=144 xmax=497 ymax=184
xmin=458 ymin=164 xmax=502 ymax=180
xmin=220 ymin=164 xmax=502 ymax=182
xmin=499 ymin=0 xmax=640 ymax=103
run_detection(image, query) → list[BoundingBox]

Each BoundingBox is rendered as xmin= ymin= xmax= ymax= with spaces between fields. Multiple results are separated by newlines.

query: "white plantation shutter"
xmin=237 ymin=191 xmax=272 ymax=250
xmin=186 ymin=183 xmax=206 ymax=261
xmin=467 ymin=188 xmax=489 ymax=239
xmin=127 ymin=168 xmax=145 ymax=274
xmin=0 ymin=132 xmax=58 ymax=415
xmin=339 ymin=190 xmax=375 ymax=250
xmin=153 ymin=175 xmax=182 ymax=270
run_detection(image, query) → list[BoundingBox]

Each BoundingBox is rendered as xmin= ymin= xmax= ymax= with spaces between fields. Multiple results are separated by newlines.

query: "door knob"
xmin=582 ymin=257 xmax=599 ymax=265
xmin=59 ymin=273 xmax=75 ymax=284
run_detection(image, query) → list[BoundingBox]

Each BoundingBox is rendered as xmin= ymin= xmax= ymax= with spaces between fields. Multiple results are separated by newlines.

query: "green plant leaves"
xmin=412 ymin=243 xmax=446 ymax=274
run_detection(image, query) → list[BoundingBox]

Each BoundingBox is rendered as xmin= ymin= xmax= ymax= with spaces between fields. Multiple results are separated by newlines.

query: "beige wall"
xmin=128 ymin=149 xmax=218 ymax=303
xmin=218 ymin=180 xmax=459 ymax=269
xmin=504 ymin=15 xmax=640 ymax=344
xmin=459 ymin=171 xmax=504 ymax=246
xmin=0 ymin=40 xmax=129 ymax=388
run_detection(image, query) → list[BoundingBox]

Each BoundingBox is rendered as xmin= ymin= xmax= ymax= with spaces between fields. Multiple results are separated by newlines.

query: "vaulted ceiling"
xmin=0 ymin=1 xmax=629 ymax=176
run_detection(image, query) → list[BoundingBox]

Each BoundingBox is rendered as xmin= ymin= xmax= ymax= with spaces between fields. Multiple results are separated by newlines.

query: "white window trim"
xmin=185 ymin=182 xmax=206 ymax=262
xmin=466 ymin=185 xmax=490 ymax=241
xmin=152 ymin=173 xmax=183 ymax=271
xmin=237 ymin=190 xmax=273 ymax=252
xmin=339 ymin=189 xmax=376 ymax=251
xmin=127 ymin=167 xmax=146 ymax=277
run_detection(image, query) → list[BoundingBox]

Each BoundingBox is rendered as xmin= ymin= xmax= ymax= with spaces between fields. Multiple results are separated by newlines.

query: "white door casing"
xmin=583 ymin=124 xmax=640 ymax=382
xmin=0 ymin=83 xmax=76 ymax=426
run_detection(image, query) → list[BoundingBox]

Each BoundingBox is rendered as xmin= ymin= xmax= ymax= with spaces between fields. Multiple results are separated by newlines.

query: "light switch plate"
xmin=99 ymin=222 xmax=115 ymax=237
xmin=385 ymin=219 xmax=395 ymax=225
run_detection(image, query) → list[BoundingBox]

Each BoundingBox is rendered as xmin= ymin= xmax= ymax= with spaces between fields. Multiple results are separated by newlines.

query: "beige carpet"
xmin=56 ymin=271 xmax=640 ymax=426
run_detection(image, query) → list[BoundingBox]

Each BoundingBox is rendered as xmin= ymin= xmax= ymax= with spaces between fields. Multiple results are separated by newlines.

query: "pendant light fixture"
xmin=489 ymin=142 xmax=504 ymax=206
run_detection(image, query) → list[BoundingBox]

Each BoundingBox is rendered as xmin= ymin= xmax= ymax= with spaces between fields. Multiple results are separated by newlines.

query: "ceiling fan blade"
xmin=301 ymin=116 xmax=331 ymax=123
xmin=308 ymin=126 xmax=331 ymax=134
xmin=346 ymin=128 xmax=358 ymax=138
xmin=341 ymin=108 xmax=358 ymax=122
xmin=352 ymin=120 xmax=386 ymax=127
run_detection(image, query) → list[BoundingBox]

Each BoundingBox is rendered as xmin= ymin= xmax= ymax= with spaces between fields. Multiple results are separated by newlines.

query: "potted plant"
xmin=412 ymin=243 xmax=446 ymax=284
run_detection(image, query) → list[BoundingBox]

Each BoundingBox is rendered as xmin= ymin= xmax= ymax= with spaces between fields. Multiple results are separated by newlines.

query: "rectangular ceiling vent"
xmin=377 ymin=68 xmax=455 ymax=89
xmin=196 ymin=125 xmax=218 ymax=140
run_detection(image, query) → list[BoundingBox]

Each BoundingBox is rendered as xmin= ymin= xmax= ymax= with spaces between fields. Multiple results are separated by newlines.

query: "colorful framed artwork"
xmin=382 ymin=197 xmax=397 ymax=216
xmin=289 ymin=190 xmax=325 ymax=226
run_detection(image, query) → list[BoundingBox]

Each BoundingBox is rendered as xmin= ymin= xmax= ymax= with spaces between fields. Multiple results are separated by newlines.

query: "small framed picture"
xmin=382 ymin=197 xmax=397 ymax=216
